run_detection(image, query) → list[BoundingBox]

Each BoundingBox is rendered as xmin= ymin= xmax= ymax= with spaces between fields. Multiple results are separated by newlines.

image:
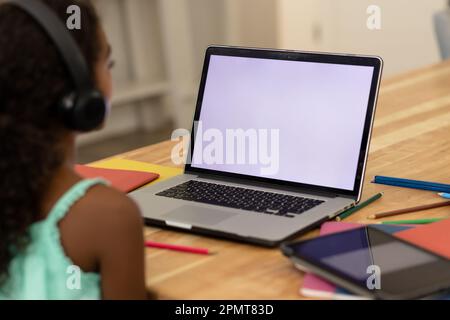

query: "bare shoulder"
xmin=76 ymin=184 xmax=143 ymax=231
xmin=83 ymin=184 xmax=140 ymax=214
xmin=60 ymin=183 xmax=144 ymax=271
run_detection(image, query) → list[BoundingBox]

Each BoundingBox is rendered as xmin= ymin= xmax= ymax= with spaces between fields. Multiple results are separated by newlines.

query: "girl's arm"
xmin=91 ymin=188 xmax=147 ymax=300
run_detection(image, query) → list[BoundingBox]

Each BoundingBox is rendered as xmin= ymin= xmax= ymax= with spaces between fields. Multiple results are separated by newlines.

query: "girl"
xmin=0 ymin=0 xmax=147 ymax=299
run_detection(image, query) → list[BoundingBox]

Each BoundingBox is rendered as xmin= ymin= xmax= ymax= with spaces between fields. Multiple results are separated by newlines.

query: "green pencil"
xmin=378 ymin=218 xmax=445 ymax=225
xmin=336 ymin=192 xmax=383 ymax=221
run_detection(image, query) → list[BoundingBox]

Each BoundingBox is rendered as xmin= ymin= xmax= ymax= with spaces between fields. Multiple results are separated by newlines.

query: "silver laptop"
xmin=130 ymin=46 xmax=383 ymax=247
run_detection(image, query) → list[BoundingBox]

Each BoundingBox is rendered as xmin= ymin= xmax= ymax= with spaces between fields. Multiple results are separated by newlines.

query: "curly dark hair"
xmin=0 ymin=0 xmax=101 ymax=284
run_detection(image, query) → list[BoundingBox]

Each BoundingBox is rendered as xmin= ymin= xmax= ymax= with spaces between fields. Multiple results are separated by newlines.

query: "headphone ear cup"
xmin=59 ymin=91 xmax=106 ymax=132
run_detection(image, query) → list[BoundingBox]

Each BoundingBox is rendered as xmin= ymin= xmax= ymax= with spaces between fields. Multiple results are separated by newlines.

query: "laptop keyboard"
xmin=156 ymin=180 xmax=324 ymax=218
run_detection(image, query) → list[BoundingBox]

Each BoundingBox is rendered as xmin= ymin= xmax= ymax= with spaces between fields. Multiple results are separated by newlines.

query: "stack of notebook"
xmin=75 ymin=158 xmax=183 ymax=193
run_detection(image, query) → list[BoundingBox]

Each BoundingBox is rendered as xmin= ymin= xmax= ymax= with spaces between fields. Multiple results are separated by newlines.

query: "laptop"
xmin=130 ymin=46 xmax=383 ymax=247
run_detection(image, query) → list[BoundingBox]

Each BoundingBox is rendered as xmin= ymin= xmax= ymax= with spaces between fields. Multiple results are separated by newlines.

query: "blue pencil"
xmin=439 ymin=193 xmax=450 ymax=199
xmin=376 ymin=180 xmax=450 ymax=193
xmin=373 ymin=176 xmax=450 ymax=193
xmin=374 ymin=176 xmax=450 ymax=189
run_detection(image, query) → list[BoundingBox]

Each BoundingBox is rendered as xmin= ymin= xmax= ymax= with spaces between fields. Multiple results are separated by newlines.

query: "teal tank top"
xmin=0 ymin=179 xmax=108 ymax=300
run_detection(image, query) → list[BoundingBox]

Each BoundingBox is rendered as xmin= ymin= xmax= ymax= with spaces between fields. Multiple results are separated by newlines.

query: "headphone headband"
xmin=8 ymin=0 xmax=92 ymax=91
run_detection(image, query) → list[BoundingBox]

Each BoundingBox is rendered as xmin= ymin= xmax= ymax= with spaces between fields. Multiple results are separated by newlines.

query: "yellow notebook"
xmin=89 ymin=158 xmax=183 ymax=189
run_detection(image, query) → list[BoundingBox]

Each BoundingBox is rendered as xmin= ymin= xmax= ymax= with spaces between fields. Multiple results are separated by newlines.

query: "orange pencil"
xmin=368 ymin=200 xmax=450 ymax=219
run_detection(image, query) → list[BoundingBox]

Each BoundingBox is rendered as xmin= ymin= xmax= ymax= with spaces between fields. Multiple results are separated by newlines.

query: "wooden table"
xmin=114 ymin=61 xmax=450 ymax=299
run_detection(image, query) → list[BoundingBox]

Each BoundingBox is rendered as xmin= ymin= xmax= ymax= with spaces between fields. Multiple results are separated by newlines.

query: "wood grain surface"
xmin=112 ymin=61 xmax=450 ymax=299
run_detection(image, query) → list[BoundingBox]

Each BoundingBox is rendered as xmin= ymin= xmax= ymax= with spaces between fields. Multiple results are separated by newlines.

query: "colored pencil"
xmin=335 ymin=192 xmax=383 ymax=221
xmin=377 ymin=218 xmax=446 ymax=225
xmin=439 ymin=193 xmax=450 ymax=199
xmin=368 ymin=200 xmax=450 ymax=220
xmin=145 ymin=241 xmax=211 ymax=255
xmin=372 ymin=176 xmax=450 ymax=193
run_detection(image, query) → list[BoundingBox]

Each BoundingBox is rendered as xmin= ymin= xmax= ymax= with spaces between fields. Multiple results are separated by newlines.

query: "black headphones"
xmin=8 ymin=0 xmax=107 ymax=132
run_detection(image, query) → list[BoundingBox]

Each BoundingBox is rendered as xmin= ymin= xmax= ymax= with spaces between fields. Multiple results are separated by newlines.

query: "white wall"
xmin=224 ymin=0 xmax=278 ymax=47
xmin=278 ymin=0 xmax=446 ymax=76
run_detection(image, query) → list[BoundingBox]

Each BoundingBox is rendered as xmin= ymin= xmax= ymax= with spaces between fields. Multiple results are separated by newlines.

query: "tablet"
xmin=281 ymin=226 xmax=450 ymax=299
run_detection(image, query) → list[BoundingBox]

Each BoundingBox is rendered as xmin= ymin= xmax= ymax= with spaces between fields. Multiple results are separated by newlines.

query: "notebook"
xmin=396 ymin=217 xmax=450 ymax=259
xmin=75 ymin=163 xmax=159 ymax=193
xmin=299 ymin=221 xmax=415 ymax=299
xmin=88 ymin=158 xmax=183 ymax=184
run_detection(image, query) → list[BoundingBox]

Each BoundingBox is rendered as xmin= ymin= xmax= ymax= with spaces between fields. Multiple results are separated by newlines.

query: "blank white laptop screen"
xmin=191 ymin=54 xmax=375 ymax=191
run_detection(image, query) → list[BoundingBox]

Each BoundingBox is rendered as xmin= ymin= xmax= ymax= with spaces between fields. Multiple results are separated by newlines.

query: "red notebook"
xmin=396 ymin=218 xmax=450 ymax=259
xmin=75 ymin=164 xmax=159 ymax=193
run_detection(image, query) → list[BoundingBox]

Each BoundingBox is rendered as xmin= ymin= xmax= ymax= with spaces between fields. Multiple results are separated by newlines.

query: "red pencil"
xmin=145 ymin=241 xmax=211 ymax=255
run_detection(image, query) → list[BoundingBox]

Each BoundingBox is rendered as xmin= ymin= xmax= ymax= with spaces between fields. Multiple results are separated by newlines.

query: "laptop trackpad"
xmin=163 ymin=205 xmax=237 ymax=226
